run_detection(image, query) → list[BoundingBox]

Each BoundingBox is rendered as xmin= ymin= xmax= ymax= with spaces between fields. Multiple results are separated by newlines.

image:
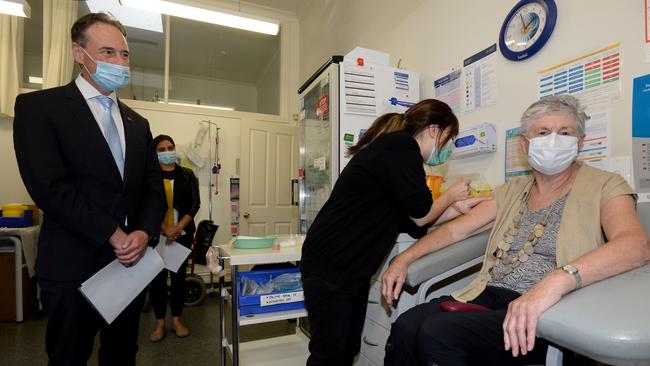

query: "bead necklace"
xmin=486 ymin=187 xmax=560 ymax=282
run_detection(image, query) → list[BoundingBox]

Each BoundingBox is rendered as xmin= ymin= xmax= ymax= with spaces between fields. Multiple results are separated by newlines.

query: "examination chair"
xmin=405 ymin=202 xmax=650 ymax=366
xmin=536 ymin=201 xmax=650 ymax=366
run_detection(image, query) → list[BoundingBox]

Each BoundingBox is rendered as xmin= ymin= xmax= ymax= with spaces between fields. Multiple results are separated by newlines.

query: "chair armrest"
xmin=537 ymin=264 xmax=650 ymax=366
xmin=405 ymin=230 xmax=489 ymax=288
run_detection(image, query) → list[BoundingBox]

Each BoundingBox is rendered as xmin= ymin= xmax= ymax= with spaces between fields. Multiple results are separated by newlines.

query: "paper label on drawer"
xmin=260 ymin=291 xmax=304 ymax=306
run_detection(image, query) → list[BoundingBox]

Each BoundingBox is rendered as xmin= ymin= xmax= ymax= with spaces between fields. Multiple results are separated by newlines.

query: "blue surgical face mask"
xmin=158 ymin=151 xmax=177 ymax=165
xmin=426 ymin=139 xmax=454 ymax=166
xmin=81 ymin=48 xmax=131 ymax=92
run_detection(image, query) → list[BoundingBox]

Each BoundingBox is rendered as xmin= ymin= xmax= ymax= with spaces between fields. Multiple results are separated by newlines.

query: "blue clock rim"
xmin=499 ymin=0 xmax=557 ymax=61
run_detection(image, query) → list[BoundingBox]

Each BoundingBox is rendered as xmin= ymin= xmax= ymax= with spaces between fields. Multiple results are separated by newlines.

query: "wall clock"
xmin=499 ymin=0 xmax=557 ymax=61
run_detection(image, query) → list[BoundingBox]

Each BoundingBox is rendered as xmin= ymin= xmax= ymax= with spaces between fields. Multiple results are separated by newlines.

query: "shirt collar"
xmin=75 ymin=74 xmax=117 ymax=105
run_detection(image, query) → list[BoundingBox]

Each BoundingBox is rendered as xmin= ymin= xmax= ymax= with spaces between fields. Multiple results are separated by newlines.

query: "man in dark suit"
xmin=13 ymin=13 xmax=164 ymax=366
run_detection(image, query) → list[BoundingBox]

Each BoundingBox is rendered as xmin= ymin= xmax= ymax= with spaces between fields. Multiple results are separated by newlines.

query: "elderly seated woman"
xmin=381 ymin=94 xmax=650 ymax=366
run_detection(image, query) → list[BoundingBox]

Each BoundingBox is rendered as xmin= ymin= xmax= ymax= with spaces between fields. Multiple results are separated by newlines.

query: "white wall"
xmin=299 ymin=0 xmax=647 ymax=185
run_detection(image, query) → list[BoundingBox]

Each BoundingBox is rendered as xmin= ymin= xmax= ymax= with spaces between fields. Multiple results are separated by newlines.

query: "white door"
xmin=239 ymin=119 xmax=299 ymax=236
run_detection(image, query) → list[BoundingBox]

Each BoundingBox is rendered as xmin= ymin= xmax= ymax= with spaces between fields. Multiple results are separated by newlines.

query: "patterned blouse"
xmin=489 ymin=194 xmax=569 ymax=294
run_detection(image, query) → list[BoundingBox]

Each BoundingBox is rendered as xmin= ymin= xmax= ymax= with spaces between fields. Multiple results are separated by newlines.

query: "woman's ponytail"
xmin=346 ymin=99 xmax=458 ymax=157
xmin=347 ymin=113 xmax=405 ymax=156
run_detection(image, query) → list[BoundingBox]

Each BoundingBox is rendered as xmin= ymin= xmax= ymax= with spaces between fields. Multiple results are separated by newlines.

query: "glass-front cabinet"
xmin=298 ymin=63 xmax=339 ymax=234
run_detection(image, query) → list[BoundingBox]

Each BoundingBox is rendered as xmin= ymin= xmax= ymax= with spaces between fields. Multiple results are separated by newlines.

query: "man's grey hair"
xmin=520 ymin=95 xmax=589 ymax=137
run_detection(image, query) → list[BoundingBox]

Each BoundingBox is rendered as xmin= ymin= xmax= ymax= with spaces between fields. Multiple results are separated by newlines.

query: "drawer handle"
xmin=362 ymin=336 xmax=380 ymax=347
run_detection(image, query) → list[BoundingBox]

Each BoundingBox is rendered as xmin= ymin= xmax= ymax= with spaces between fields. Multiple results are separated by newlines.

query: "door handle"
xmin=290 ymin=179 xmax=299 ymax=206
xmin=242 ymin=212 xmax=250 ymax=219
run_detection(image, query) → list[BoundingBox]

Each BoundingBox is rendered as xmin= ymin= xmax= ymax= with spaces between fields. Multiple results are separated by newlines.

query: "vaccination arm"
xmin=433 ymin=195 xmax=494 ymax=225
xmin=383 ymin=198 xmax=497 ymax=305
xmin=410 ymin=178 xmax=473 ymax=227
xmin=502 ymin=193 xmax=650 ymax=358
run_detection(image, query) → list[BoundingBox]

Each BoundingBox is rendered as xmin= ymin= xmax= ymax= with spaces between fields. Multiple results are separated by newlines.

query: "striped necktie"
xmin=96 ymin=95 xmax=124 ymax=178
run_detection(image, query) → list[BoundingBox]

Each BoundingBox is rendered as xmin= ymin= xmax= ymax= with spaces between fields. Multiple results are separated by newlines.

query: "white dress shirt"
xmin=75 ymin=74 xmax=126 ymax=157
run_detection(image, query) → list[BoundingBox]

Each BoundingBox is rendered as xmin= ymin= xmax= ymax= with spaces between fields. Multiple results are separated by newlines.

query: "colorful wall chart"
xmin=578 ymin=109 xmax=610 ymax=168
xmin=538 ymin=43 xmax=621 ymax=108
xmin=504 ymin=127 xmax=532 ymax=182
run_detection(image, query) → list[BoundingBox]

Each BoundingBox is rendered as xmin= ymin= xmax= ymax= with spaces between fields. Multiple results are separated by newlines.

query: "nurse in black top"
xmin=301 ymin=99 xmax=478 ymax=366
xmin=149 ymin=135 xmax=200 ymax=342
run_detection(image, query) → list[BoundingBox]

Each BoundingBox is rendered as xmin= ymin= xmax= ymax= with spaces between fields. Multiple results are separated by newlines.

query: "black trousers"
xmin=302 ymin=272 xmax=370 ymax=366
xmin=384 ymin=286 xmax=549 ymax=366
xmin=150 ymin=260 xmax=188 ymax=318
xmin=39 ymin=279 xmax=146 ymax=366
xmin=150 ymin=235 xmax=191 ymax=318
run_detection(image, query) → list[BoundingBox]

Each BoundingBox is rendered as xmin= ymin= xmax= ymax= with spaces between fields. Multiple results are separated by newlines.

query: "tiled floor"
xmin=0 ymin=292 xmax=298 ymax=366
xmin=0 ymin=292 xmax=604 ymax=366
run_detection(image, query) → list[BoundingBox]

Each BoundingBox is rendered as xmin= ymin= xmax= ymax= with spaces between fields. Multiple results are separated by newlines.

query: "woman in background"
xmin=149 ymin=134 xmax=200 ymax=342
xmin=300 ymin=99 xmax=489 ymax=366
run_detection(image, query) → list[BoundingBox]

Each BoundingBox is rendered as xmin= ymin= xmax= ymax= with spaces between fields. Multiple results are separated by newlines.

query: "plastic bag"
xmin=240 ymin=272 xmax=303 ymax=296
xmin=205 ymin=246 xmax=227 ymax=277
xmin=270 ymin=273 xmax=302 ymax=292
xmin=241 ymin=277 xmax=274 ymax=296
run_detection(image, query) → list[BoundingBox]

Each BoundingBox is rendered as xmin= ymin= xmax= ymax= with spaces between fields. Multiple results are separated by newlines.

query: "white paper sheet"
xmin=434 ymin=68 xmax=462 ymax=116
xmin=342 ymin=62 xmax=377 ymax=116
xmin=80 ymin=247 xmax=164 ymax=324
xmin=463 ymin=44 xmax=498 ymax=114
xmin=155 ymin=236 xmax=192 ymax=273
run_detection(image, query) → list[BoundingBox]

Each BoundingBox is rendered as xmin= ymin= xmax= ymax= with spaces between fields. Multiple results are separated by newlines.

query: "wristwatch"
xmin=561 ymin=264 xmax=582 ymax=290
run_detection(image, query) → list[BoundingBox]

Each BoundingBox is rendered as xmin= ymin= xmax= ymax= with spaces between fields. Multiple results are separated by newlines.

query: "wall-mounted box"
xmin=452 ymin=122 xmax=497 ymax=159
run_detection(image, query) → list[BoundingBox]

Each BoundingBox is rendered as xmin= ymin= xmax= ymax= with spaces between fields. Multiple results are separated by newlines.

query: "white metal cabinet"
xmin=356 ymin=235 xmax=418 ymax=366
xmin=359 ymin=317 xmax=390 ymax=365
xmin=354 ymin=353 xmax=376 ymax=366
xmin=365 ymin=282 xmax=394 ymax=330
xmin=355 ymin=233 xmax=483 ymax=366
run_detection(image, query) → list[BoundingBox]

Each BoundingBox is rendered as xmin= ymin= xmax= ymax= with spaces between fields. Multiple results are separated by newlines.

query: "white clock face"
xmin=504 ymin=2 xmax=548 ymax=52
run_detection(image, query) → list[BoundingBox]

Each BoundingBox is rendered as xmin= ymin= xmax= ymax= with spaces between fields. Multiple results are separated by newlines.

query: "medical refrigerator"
xmin=294 ymin=48 xmax=420 ymax=234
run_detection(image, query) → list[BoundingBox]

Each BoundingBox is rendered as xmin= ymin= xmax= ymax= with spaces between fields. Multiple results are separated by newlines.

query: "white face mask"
xmin=527 ymin=132 xmax=578 ymax=175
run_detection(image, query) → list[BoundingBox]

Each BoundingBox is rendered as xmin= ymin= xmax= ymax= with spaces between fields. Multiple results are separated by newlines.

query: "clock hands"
xmin=519 ymin=13 xmax=530 ymax=33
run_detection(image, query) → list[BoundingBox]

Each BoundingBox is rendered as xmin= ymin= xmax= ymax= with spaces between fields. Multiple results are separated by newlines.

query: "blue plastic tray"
xmin=238 ymin=267 xmax=304 ymax=315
